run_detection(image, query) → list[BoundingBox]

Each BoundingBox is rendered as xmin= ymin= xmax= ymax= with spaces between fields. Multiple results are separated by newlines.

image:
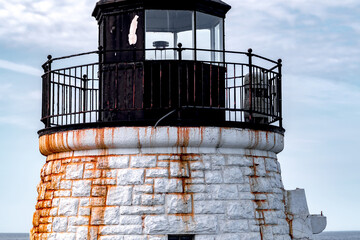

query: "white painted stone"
xmin=76 ymin=226 xmax=88 ymax=240
xmin=68 ymin=216 xmax=89 ymax=226
xmin=66 ymin=164 xmax=84 ymax=180
xmin=119 ymin=206 xmax=165 ymax=215
xmin=79 ymin=198 xmax=90 ymax=207
xmin=134 ymin=185 xmax=153 ymax=194
xmin=104 ymin=207 xmax=120 ymax=225
xmin=195 ymin=236 xmax=215 ymax=240
xmin=55 ymin=233 xmax=76 ymax=240
xmin=154 ymin=179 xmax=182 ymax=193
xmin=146 ymin=169 xmax=168 ymax=178
xmin=291 ymin=217 xmax=313 ymax=239
xmin=58 ymin=198 xmax=79 ymax=216
xmin=227 ymin=155 xmax=253 ymax=167
xmin=108 ymin=156 xmax=129 ymax=168
xmin=100 ymin=225 xmax=143 ymax=235
xmin=117 ymin=169 xmax=144 ymax=185
xmin=141 ymin=194 xmax=165 ymax=206
xmin=220 ymin=219 xmax=249 ymax=233
xmin=35 ymin=126 xmax=292 ymax=240
xmin=194 ymin=201 xmax=225 ymax=214
xmin=205 ymin=171 xmax=223 ymax=183
xmin=52 ymin=217 xmax=68 ymax=232
xmin=185 ymin=184 xmax=206 ymax=193
xmin=131 ymin=155 xmax=157 ymax=168
xmin=72 ymin=180 xmax=91 ymax=197
xmin=226 ymin=201 xmax=255 ymax=219
xmin=223 ymin=166 xmax=245 ymax=183
xmin=310 ymin=214 xmax=327 ymax=234
xmin=191 ymin=170 xmax=204 ymax=178
xmin=286 ymin=189 xmax=309 ymax=215
xmin=250 ymin=177 xmax=273 ymax=193
xmin=166 ymin=195 xmax=192 ymax=214
xmin=60 ymin=180 xmax=72 ymax=190
xmin=106 ymin=186 xmax=132 ymax=206
xmin=119 ymin=215 xmax=142 ymax=225
xmin=210 ymin=185 xmax=239 ymax=200
xmin=170 ymin=162 xmax=189 ymax=177
xmin=99 ymin=236 xmax=123 ymax=240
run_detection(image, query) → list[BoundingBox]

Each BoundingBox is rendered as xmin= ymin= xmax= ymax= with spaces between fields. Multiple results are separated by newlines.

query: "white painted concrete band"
xmin=39 ymin=127 xmax=284 ymax=156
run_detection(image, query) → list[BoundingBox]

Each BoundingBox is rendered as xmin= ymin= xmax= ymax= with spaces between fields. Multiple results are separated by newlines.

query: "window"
xmin=168 ymin=235 xmax=194 ymax=240
xmin=145 ymin=10 xmax=194 ymax=60
xmin=196 ymin=12 xmax=224 ymax=62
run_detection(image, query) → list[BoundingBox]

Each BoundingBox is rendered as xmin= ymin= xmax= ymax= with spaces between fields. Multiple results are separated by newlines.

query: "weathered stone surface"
xmin=146 ymin=169 xmax=168 ymax=178
xmin=210 ymin=185 xmax=239 ymax=200
xmin=166 ymin=195 xmax=192 ymax=214
xmin=226 ymin=201 xmax=255 ymax=219
xmin=194 ymin=201 xmax=225 ymax=214
xmin=119 ymin=215 xmax=142 ymax=225
xmin=220 ymin=219 xmax=249 ymax=233
xmin=154 ymin=179 xmax=182 ymax=193
xmin=223 ymin=166 xmax=244 ymax=183
xmin=170 ymin=162 xmax=189 ymax=177
xmin=66 ymin=164 xmax=84 ymax=180
xmin=100 ymin=225 xmax=143 ymax=235
xmin=131 ymin=156 xmax=157 ymax=168
xmin=52 ymin=217 xmax=67 ymax=232
xmin=117 ymin=169 xmax=144 ymax=185
xmin=205 ymin=171 xmax=223 ymax=183
xmin=72 ymin=180 xmax=92 ymax=197
xmin=106 ymin=186 xmax=133 ymax=206
xmin=141 ymin=194 xmax=165 ymax=206
xmin=58 ymin=199 xmax=79 ymax=216
xmin=120 ymin=206 xmax=165 ymax=215
xmin=108 ymin=156 xmax=129 ymax=169
xmin=104 ymin=207 xmax=120 ymax=225
xmin=76 ymin=226 xmax=88 ymax=240
xmin=32 ymin=127 xmax=292 ymax=240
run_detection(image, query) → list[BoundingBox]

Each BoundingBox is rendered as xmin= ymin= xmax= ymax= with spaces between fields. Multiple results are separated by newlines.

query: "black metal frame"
xmin=40 ymin=47 xmax=283 ymax=134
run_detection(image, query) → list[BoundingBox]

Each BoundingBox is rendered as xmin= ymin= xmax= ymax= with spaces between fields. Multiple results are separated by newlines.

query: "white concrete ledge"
xmin=39 ymin=126 xmax=284 ymax=156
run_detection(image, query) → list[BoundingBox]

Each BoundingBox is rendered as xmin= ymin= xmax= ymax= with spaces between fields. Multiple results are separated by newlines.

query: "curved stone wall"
xmin=31 ymin=126 xmax=291 ymax=240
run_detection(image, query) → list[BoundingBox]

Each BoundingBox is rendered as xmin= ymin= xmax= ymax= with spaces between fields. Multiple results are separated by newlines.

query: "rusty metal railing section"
xmin=41 ymin=47 xmax=282 ymax=129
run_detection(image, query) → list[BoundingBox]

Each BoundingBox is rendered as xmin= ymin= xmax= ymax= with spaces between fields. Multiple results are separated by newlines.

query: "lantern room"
xmin=92 ymin=0 xmax=230 ymax=62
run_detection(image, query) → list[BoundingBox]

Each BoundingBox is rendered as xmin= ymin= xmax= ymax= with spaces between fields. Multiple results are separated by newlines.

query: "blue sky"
xmin=0 ymin=0 xmax=359 ymax=233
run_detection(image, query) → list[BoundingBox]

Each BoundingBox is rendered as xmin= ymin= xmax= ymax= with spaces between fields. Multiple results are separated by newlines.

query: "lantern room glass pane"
xmin=145 ymin=10 xmax=194 ymax=60
xmin=196 ymin=12 xmax=224 ymax=62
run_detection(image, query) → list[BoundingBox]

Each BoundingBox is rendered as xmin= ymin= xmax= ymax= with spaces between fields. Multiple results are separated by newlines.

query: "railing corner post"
xmin=247 ymin=48 xmax=253 ymax=122
xmin=177 ymin=43 xmax=183 ymax=61
xmin=277 ymin=58 xmax=283 ymax=128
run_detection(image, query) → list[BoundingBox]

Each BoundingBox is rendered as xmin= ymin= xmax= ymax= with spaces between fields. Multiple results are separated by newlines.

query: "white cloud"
xmin=0 ymin=0 xmax=98 ymax=51
xmin=0 ymin=59 xmax=42 ymax=76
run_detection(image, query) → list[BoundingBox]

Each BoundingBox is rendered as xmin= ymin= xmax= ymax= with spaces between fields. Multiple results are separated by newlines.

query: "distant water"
xmin=0 ymin=232 xmax=359 ymax=240
xmin=0 ymin=233 xmax=29 ymax=240
xmin=314 ymin=231 xmax=360 ymax=240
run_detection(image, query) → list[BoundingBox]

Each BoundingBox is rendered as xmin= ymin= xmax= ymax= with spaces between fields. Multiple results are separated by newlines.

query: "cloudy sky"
xmin=0 ymin=0 xmax=359 ymax=233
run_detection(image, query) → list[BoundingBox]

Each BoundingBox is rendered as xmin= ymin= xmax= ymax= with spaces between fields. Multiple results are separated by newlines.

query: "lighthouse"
xmin=31 ymin=0 xmax=326 ymax=239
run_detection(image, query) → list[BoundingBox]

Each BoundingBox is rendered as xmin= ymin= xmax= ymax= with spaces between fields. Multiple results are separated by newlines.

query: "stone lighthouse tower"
xmin=31 ymin=0 xmax=326 ymax=239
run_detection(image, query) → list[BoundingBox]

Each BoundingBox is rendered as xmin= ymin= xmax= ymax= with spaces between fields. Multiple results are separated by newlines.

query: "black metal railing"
xmin=41 ymin=47 xmax=283 ymax=130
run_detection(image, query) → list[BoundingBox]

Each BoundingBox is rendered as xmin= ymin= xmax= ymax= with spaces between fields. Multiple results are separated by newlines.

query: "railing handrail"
xmin=42 ymin=47 xmax=281 ymax=70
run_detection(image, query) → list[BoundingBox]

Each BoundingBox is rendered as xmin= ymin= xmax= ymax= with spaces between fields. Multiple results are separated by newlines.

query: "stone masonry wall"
xmin=31 ymin=127 xmax=290 ymax=240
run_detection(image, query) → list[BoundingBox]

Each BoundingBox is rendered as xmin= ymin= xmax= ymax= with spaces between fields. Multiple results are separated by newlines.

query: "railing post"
xmin=277 ymin=58 xmax=283 ymax=128
xmin=177 ymin=43 xmax=183 ymax=120
xmin=247 ymin=48 xmax=253 ymax=122
xmin=98 ymin=46 xmax=103 ymax=122
xmin=83 ymin=74 xmax=88 ymax=124
xmin=177 ymin=43 xmax=183 ymax=61
xmin=45 ymin=55 xmax=52 ymax=127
